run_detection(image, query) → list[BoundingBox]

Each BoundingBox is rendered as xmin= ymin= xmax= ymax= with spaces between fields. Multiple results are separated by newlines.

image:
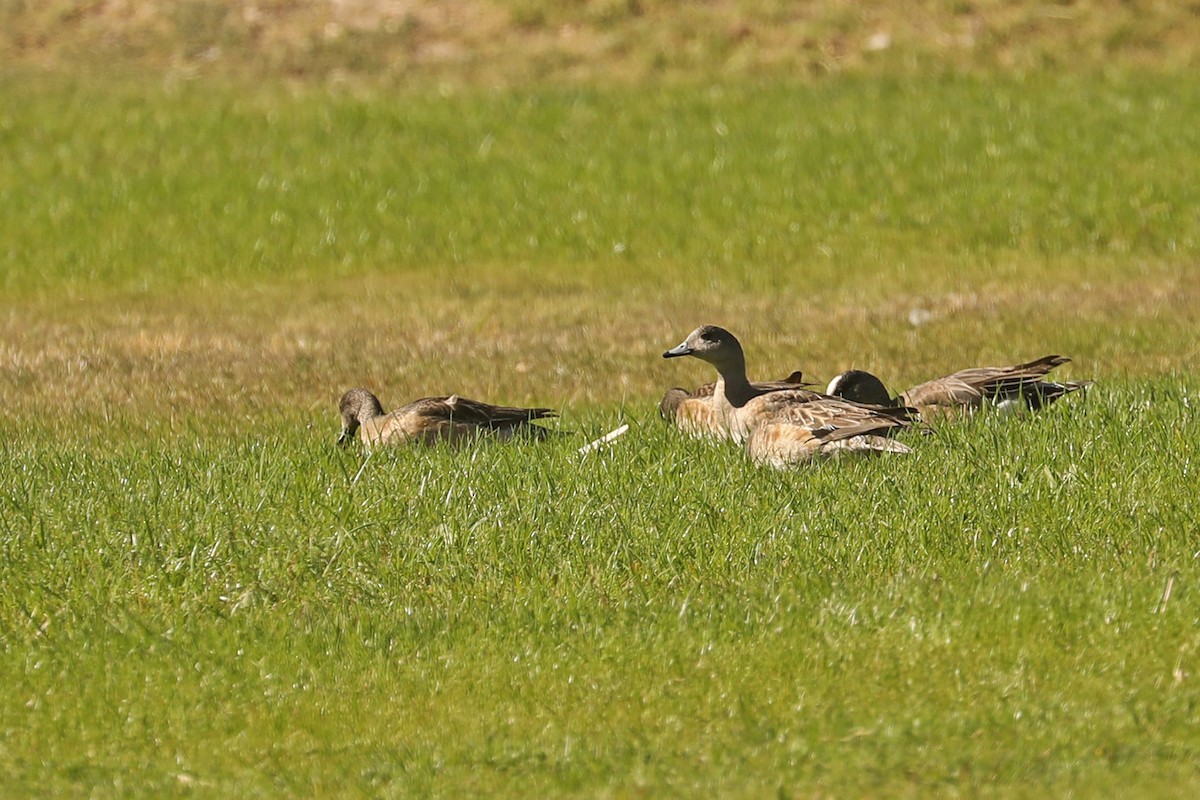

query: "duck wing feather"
xmin=399 ymin=395 xmax=556 ymax=429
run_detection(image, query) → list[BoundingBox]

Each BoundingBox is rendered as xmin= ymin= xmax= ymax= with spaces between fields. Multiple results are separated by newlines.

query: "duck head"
xmin=825 ymin=370 xmax=896 ymax=407
xmin=662 ymin=325 xmax=747 ymax=374
xmin=337 ymin=387 xmax=385 ymax=446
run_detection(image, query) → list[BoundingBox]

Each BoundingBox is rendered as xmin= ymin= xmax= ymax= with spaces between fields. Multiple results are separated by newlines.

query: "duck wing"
xmin=399 ymin=395 xmax=556 ymax=429
xmin=901 ymin=355 xmax=1074 ymax=410
xmin=767 ymin=395 xmax=914 ymax=431
xmin=900 ymin=376 xmax=986 ymax=411
xmin=752 ymin=372 xmax=815 ymax=393
xmin=746 ymin=408 xmax=913 ymax=468
xmin=751 ymin=390 xmax=914 ymax=423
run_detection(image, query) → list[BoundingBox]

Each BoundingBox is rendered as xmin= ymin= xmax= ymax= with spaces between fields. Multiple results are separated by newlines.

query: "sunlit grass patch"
xmin=3 ymin=73 xmax=1200 ymax=296
xmin=2 ymin=383 xmax=1198 ymax=796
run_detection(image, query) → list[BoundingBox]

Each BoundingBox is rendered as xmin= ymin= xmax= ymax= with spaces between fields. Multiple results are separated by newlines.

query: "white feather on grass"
xmin=577 ymin=423 xmax=630 ymax=455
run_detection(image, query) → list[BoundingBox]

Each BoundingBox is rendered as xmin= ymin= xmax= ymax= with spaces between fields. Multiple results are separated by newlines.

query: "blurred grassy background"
xmin=1 ymin=73 xmax=1196 ymax=428
xmin=4 ymin=0 xmax=1200 ymax=85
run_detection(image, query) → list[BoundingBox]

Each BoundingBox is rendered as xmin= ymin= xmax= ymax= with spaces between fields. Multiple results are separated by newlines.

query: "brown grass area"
xmin=4 ymin=1 xmax=1200 ymax=86
xmin=3 ymin=267 xmax=1196 ymax=432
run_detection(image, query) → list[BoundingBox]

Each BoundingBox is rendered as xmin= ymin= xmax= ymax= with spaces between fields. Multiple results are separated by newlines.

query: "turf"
xmin=2 ymin=70 xmax=1200 ymax=797
xmin=3 ymin=391 xmax=1199 ymax=797
xmin=4 ymin=72 xmax=1200 ymax=298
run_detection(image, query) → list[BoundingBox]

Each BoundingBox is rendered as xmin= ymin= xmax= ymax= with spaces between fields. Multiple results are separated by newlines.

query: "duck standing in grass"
xmin=337 ymin=387 xmax=556 ymax=449
xmin=826 ymin=356 xmax=1091 ymax=420
xmin=663 ymin=325 xmax=916 ymax=467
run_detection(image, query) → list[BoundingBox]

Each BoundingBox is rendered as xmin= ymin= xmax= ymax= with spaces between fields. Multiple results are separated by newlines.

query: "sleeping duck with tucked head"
xmin=825 ymin=356 xmax=1091 ymax=420
xmin=337 ymin=387 xmax=556 ymax=449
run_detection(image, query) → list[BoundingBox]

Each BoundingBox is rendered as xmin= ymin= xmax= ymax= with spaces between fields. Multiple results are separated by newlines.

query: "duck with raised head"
xmin=663 ymin=325 xmax=916 ymax=465
xmin=826 ymin=355 xmax=1091 ymax=420
xmin=337 ymin=387 xmax=556 ymax=449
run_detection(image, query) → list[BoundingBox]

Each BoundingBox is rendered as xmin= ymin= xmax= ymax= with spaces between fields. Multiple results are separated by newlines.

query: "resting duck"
xmin=337 ymin=387 xmax=556 ymax=449
xmin=826 ymin=356 xmax=1090 ymax=420
xmin=663 ymin=325 xmax=915 ymax=465
xmin=747 ymin=405 xmax=913 ymax=469
xmin=659 ymin=370 xmax=810 ymax=439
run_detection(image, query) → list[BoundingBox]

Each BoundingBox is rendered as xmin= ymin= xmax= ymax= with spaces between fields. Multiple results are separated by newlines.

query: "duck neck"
xmin=356 ymin=391 xmax=386 ymax=424
xmin=713 ymin=353 xmax=757 ymax=408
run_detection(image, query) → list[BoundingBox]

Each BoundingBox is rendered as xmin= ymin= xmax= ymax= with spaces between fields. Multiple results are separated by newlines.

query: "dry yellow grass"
xmin=3 ymin=261 xmax=1194 ymax=432
xmin=4 ymin=0 xmax=1200 ymax=85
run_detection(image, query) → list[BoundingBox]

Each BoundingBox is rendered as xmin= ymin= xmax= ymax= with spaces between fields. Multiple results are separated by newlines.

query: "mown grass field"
xmin=2 ymin=64 xmax=1200 ymax=796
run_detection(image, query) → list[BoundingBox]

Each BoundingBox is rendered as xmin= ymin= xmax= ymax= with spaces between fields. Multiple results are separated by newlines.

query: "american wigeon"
xmin=663 ymin=325 xmax=916 ymax=454
xmin=659 ymin=370 xmax=810 ymax=439
xmin=664 ymin=325 xmax=826 ymax=439
xmin=748 ymin=410 xmax=913 ymax=469
xmin=826 ymin=355 xmax=1091 ymax=419
xmin=337 ymin=387 xmax=556 ymax=449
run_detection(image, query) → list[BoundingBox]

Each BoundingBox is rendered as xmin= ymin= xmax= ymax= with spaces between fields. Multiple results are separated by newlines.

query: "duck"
xmin=663 ymin=325 xmax=916 ymax=464
xmin=659 ymin=369 xmax=810 ymax=439
xmin=337 ymin=387 xmax=556 ymax=449
xmin=825 ymin=355 xmax=1091 ymax=420
xmin=747 ymin=406 xmax=913 ymax=469
xmin=664 ymin=325 xmax=828 ymax=441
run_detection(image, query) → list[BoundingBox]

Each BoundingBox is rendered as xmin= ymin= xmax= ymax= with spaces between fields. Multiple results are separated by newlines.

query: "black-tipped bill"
xmin=663 ymin=342 xmax=692 ymax=359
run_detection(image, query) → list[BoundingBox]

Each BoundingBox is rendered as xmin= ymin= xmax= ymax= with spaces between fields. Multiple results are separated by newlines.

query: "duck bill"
xmin=662 ymin=341 xmax=693 ymax=359
xmin=337 ymin=429 xmax=354 ymax=447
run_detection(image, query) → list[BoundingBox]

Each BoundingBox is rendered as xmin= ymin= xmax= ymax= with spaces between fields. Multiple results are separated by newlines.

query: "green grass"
xmin=3 ymin=389 xmax=1199 ymax=796
xmin=3 ymin=72 xmax=1200 ymax=298
xmin=2 ymin=70 xmax=1200 ymax=796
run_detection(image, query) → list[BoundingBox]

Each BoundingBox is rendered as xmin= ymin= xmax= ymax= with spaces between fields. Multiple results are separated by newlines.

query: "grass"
xmin=5 ymin=0 xmax=1200 ymax=85
xmin=2 ymin=67 xmax=1200 ymax=796
xmin=2 ymin=72 xmax=1198 ymax=424
xmin=5 ymin=72 xmax=1200 ymax=299
xmin=3 ymin=391 xmax=1199 ymax=796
